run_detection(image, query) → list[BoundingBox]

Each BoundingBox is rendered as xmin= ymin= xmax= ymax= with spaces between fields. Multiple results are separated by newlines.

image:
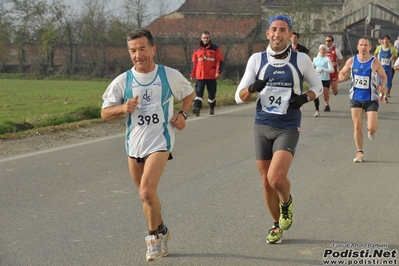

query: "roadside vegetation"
xmin=0 ymin=75 xmax=245 ymax=139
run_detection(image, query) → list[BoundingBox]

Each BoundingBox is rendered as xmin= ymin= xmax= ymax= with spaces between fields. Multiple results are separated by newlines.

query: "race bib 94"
xmin=260 ymin=86 xmax=291 ymax=115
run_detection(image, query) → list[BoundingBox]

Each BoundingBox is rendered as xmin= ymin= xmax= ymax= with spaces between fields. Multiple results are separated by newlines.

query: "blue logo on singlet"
xmin=142 ymin=89 xmax=152 ymax=104
xmin=266 ymin=106 xmax=278 ymax=111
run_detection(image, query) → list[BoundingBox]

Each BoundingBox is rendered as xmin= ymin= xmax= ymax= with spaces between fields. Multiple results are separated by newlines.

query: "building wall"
xmin=343 ymin=0 xmax=399 ymax=15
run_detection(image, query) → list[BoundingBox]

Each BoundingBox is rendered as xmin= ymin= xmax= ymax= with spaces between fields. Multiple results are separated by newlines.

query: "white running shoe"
xmin=145 ymin=235 xmax=162 ymax=261
xmin=314 ymin=111 xmax=320 ymax=117
xmin=353 ymin=152 xmax=363 ymax=163
xmin=159 ymin=226 xmax=171 ymax=257
xmin=367 ymin=131 xmax=375 ymax=141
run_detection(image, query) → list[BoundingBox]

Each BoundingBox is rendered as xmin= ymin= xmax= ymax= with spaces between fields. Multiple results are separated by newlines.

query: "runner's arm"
xmin=338 ymin=57 xmax=353 ymax=82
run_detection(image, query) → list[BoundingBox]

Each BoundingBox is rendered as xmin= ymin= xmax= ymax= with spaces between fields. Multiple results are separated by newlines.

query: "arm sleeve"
xmin=392 ymin=47 xmax=398 ymax=57
xmin=190 ymin=50 xmax=197 ymax=78
xmin=216 ymin=47 xmax=224 ymax=73
xmin=235 ymin=53 xmax=259 ymax=104
xmin=101 ymin=73 xmax=126 ymax=109
xmin=336 ymin=48 xmax=343 ymax=60
xmin=165 ymin=67 xmax=194 ymax=101
xmin=325 ymin=58 xmax=334 ymax=74
xmin=374 ymin=46 xmax=381 ymax=56
xmin=298 ymin=53 xmax=323 ymax=98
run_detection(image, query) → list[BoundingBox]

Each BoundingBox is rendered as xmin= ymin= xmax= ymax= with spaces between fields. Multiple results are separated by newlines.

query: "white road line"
xmin=0 ymin=103 xmax=255 ymax=163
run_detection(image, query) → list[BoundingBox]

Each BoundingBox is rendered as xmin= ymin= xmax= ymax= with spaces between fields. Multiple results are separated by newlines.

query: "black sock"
xmin=148 ymin=229 xmax=159 ymax=236
xmin=158 ymin=222 xmax=167 ymax=235
xmin=282 ymin=195 xmax=292 ymax=206
xmin=273 ymin=222 xmax=280 ymax=228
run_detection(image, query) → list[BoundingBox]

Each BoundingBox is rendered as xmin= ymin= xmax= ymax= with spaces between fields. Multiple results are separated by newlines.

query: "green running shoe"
xmin=279 ymin=195 xmax=294 ymax=231
xmin=266 ymin=226 xmax=283 ymax=244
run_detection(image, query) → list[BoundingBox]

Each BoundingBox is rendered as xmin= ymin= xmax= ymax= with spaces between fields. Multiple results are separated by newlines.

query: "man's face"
xmin=382 ymin=38 xmax=390 ymax=47
xmin=266 ymin=20 xmax=291 ymax=52
xmin=201 ymin=34 xmax=210 ymax=45
xmin=325 ymin=37 xmax=333 ymax=48
xmin=357 ymin=39 xmax=372 ymax=55
xmin=291 ymin=34 xmax=299 ymax=44
xmin=127 ymin=36 xmax=156 ymax=73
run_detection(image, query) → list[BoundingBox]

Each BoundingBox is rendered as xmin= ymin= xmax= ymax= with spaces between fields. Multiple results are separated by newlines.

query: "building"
xmin=331 ymin=3 xmax=399 ymax=56
xmin=146 ymin=0 xmax=265 ymax=79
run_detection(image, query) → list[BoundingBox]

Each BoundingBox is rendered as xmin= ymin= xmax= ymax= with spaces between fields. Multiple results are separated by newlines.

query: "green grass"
xmin=0 ymin=78 xmax=242 ymax=138
xmin=0 ymin=79 xmax=109 ymax=137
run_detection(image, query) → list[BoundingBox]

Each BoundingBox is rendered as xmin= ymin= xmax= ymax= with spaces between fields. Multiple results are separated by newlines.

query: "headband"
xmin=268 ymin=14 xmax=293 ymax=29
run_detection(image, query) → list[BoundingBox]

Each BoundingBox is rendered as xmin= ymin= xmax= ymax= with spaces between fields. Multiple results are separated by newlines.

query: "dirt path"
xmin=0 ymin=118 xmax=125 ymax=159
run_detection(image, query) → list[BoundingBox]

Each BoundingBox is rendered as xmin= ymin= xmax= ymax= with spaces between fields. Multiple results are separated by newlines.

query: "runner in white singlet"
xmin=101 ymin=29 xmax=194 ymax=262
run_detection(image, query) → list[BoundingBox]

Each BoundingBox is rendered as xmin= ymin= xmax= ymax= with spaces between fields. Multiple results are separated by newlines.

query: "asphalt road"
xmin=1 ymin=78 xmax=399 ymax=266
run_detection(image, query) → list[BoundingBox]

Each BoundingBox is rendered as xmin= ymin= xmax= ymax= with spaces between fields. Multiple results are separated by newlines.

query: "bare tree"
xmin=122 ymin=0 xmax=150 ymax=29
xmin=0 ymin=0 xmax=12 ymax=71
xmin=77 ymin=0 xmax=111 ymax=76
xmin=9 ymin=0 xmax=47 ymax=70
xmin=274 ymin=0 xmax=341 ymax=48
xmin=51 ymin=0 xmax=78 ymax=75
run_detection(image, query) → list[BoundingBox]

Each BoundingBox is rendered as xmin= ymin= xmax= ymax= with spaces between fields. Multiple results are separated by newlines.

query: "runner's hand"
xmin=289 ymin=92 xmax=308 ymax=109
xmin=248 ymin=78 xmax=269 ymax=93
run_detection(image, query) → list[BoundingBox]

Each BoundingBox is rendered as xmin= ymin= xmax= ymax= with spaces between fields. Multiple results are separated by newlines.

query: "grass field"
xmin=0 ymin=78 xmax=241 ymax=138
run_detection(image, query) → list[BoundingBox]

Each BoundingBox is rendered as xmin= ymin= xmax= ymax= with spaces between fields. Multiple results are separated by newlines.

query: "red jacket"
xmin=190 ymin=41 xmax=224 ymax=80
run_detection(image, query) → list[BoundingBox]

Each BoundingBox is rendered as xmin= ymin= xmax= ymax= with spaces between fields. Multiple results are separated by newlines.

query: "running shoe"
xmin=279 ymin=195 xmax=294 ymax=231
xmin=384 ymin=97 xmax=388 ymax=104
xmin=159 ymin=226 xmax=170 ymax=257
xmin=367 ymin=131 xmax=375 ymax=141
xmin=379 ymin=93 xmax=383 ymax=101
xmin=314 ymin=111 xmax=320 ymax=117
xmin=324 ymin=105 xmax=330 ymax=111
xmin=266 ymin=226 xmax=283 ymax=244
xmin=192 ymin=107 xmax=200 ymax=116
xmin=353 ymin=152 xmax=363 ymax=163
xmin=209 ymin=108 xmax=214 ymax=115
xmin=145 ymin=235 xmax=162 ymax=261
xmin=387 ymin=92 xmax=391 ymax=98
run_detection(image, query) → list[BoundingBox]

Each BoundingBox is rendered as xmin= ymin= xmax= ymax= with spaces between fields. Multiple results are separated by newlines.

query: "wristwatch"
xmin=178 ymin=110 xmax=188 ymax=120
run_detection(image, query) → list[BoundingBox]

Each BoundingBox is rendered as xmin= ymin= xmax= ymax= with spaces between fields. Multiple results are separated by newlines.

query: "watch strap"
xmin=178 ymin=110 xmax=188 ymax=120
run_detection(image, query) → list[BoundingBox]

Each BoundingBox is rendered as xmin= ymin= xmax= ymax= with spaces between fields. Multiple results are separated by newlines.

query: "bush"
xmin=0 ymin=106 xmax=101 ymax=137
xmin=0 ymin=120 xmax=34 ymax=135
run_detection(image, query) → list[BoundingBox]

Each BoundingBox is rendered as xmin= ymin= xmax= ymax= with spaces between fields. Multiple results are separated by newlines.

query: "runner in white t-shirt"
xmin=101 ymin=29 xmax=194 ymax=262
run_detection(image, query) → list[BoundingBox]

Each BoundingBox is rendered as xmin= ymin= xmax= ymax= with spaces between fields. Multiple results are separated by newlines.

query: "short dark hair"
xmin=292 ymin=32 xmax=299 ymax=38
xmin=326 ymin=35 xmax=334 ymax=42
xmin=202 ymin=31 xmax=210 ymax=35
xmin=383 ymin=35 xmax=391 ymax=40
xmin=127 ymin=29 xmax=155 ymax=47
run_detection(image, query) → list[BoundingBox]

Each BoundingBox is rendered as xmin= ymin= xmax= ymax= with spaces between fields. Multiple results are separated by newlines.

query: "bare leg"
xmin=257 ymin=150 xmax=293 ymax=223
xmin=128 ymin=152 xmax=170 ymax=231
xmin=351 ymin=108 xmax=364 ymax=152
